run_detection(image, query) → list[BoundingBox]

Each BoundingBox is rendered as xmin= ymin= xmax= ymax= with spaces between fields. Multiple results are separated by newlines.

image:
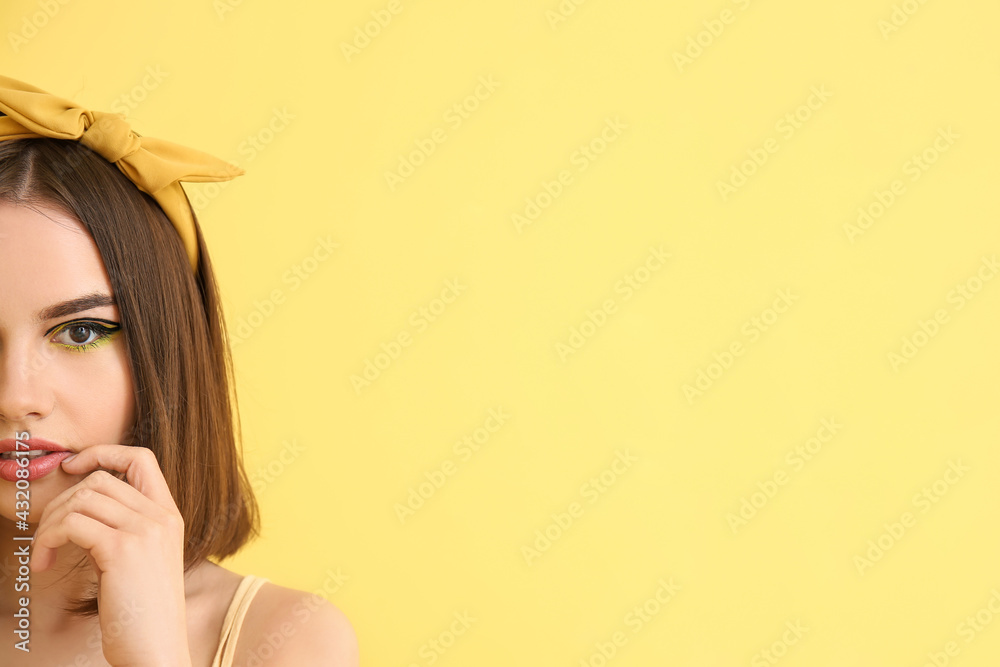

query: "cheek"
xmin=54 ymin=344 xmax=136 ymax=441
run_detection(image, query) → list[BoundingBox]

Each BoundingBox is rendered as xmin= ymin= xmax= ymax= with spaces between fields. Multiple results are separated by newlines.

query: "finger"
xmin=33 ymin=485 xmax=147 ymax=550
xmin=37 ymin=469 xmax=169 ymax=535
xmin=30 ymin=512 xmax=116 ymax=573
xmin=60 ymin=444 xmax=174 ymax=507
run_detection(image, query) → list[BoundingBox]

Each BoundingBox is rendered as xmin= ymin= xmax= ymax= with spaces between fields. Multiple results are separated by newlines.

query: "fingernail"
xmin=62 ymin=453 xmax=77 ymax=463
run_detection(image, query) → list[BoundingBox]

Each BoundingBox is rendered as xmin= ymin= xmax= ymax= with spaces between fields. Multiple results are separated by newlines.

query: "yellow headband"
xmin=0 ymin=75 xmax=244 ymax=272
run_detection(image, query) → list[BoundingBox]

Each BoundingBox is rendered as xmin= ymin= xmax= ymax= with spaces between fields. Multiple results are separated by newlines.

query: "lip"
xmin=0 ymin=436 xmax=73 ymax=482
xmin=0 ymin=437 xmax=70 ymax=453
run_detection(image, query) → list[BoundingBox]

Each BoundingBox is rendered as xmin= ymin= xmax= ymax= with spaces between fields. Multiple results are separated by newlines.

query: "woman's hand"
xmin=29 ymin=445 xmax=191 ymax=667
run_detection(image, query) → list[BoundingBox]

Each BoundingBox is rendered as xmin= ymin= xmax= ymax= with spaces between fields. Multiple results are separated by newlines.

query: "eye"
xmin=51 ymin=320 xmax=121 ymax=352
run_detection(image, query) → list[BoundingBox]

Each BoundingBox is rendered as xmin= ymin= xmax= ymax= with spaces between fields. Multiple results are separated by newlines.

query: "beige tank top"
xmin=210 ymin=574 xmax=269 ymax=667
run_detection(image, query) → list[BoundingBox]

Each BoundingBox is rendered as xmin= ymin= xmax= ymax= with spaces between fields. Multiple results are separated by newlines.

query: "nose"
xmin=0 ymin=341 xmax=55 ymax=424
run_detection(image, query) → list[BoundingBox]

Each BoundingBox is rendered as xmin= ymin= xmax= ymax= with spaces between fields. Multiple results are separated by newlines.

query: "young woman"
xmin=0 ymin=76 xmax=358 ymax=665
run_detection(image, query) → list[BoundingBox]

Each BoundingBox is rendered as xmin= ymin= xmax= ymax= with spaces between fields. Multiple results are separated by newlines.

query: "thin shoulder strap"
xmin=211 ymin=574 xmax=270 ymax=667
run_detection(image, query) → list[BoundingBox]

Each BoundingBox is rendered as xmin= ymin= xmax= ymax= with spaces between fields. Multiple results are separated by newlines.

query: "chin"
xmin=0 ymin=471 xmax=76 ymax=525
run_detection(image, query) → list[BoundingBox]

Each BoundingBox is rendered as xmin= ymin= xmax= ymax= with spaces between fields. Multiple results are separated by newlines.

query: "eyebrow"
xmin=36 ymin=292 xmax=117 ymax=323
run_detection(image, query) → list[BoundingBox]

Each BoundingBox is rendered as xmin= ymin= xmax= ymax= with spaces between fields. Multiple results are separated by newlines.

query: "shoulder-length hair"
xmin=0 ymin=137 xmax=259 ymax=616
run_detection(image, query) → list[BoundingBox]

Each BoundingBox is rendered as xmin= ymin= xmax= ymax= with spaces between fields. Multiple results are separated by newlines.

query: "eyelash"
xmin=51 ymin=320 xmax=121 ymax=353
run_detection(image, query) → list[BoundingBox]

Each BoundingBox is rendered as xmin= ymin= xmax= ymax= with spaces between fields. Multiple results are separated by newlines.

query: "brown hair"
xmin=0 ymin=137 xmax=259 ymax=616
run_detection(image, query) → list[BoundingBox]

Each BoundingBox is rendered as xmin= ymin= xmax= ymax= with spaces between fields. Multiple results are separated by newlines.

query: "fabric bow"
xmin=0 ymin=75 xmax=244 ymax=272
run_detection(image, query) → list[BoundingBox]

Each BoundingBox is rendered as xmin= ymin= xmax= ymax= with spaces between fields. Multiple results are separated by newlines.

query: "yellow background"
xmin=3 ymin=0 xmax=999 ymax=664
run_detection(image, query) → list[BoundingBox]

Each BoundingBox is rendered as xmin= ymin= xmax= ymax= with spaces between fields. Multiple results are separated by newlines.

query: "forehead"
xmin=0 ymin=201 xmax=114 ymax=316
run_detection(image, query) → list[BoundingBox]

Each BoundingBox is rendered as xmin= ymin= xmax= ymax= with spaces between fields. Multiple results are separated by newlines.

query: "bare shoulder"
xmin=234 ymin=579 xmax=359 ymax=666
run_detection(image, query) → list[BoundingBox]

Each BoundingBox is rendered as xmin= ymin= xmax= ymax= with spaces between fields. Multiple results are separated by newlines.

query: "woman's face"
xmin=0 ymin=200 xmax=136 ymax=523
